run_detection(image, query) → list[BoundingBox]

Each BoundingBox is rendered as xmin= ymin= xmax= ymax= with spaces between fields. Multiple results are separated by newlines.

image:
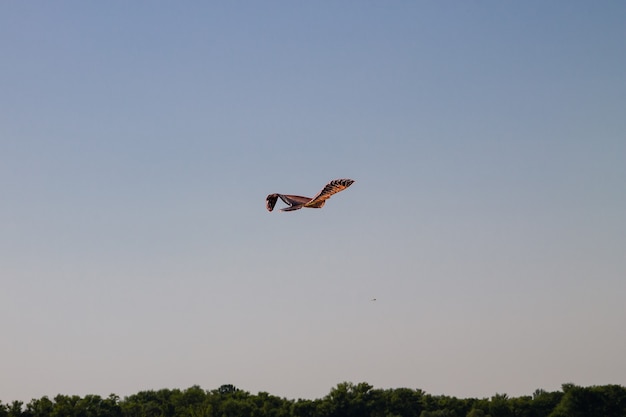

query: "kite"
xmin=266 ymin=178 xmax=355 ymax=212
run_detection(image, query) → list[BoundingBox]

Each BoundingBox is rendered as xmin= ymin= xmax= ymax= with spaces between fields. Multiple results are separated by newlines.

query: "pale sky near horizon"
xmin=1 ymin=1 xmax=625 ymax=404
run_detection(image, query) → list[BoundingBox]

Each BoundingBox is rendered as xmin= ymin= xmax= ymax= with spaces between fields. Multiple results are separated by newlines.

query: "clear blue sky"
xmin=1 ymin=1 xmax=625 ymax=403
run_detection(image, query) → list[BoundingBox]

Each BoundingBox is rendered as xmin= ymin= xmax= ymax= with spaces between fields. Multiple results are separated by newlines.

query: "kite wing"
xmin=304 ymin=179 xmax=355 ymax=208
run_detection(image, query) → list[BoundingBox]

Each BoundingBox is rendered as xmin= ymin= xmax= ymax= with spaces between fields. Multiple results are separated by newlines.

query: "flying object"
xmin=266 ymin=178 xmax=355 ymax=212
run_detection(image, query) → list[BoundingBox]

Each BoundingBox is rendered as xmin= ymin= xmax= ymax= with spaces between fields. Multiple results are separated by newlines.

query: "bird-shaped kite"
xmin=266 ymin=178 xmax=355 ymax=212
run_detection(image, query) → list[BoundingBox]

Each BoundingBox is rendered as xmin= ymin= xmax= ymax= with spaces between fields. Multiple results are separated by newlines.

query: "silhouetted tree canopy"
xmin=1 ymin=382 xmax=624 ymax=417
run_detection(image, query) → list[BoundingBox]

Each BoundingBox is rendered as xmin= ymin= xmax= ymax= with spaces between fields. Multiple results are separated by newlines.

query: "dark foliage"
xmin=1 ymin=382 xmax=624 ymax=417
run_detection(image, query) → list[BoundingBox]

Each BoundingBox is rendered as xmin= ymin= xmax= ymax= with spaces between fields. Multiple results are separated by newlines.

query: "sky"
xmin=1 ymin=1 xmax=625 ymax=404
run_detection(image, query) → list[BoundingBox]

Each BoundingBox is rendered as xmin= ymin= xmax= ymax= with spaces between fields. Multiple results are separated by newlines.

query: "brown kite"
xmin=266 ymin=179 xmax=355 ymax=212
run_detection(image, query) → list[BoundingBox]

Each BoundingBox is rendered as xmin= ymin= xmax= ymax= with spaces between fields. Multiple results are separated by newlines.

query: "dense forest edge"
xmin=2 ymin=382 xmax=626 ymax=417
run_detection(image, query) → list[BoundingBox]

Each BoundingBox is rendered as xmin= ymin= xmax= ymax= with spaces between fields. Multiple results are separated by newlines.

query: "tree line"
xmin=1 ymin=382 xmax=625 ymax=417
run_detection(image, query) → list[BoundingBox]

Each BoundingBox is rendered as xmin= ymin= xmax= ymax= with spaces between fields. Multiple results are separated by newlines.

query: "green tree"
xmin=290 ymin=399 xmax=317 ymax=417
xmin=488 ymin=393 xmax=512 ymax=417
xmin=121 ymin=389 xmax=174 ymax=417
xmin=251 ymin=391 xmax=291 ymax=417
xmin=216 ymin=385 xmax=239 ymax=396
xmin=596 ymin=384 xmax=626 ymax=417
xmin=549 ymin=384 xmax=598 ymax=417
xmin=420 ymin=410 xmax=456 ymax=417
xmin=466 ymin=409 xmax=489 ymax=417
xmin=24 ymin=397 xmax=54 ymax=417
xmin=422 ymin=393 xmax=470 ymax=417
xmin=530 ymin=389 xmax=562 ymax=417
xmin=550 ymin=384 xmax=626 ymax=417
xmin=219 ymin=396 xmax=253 ymax=417
xmin=322 ymin=382 xmax=375 ymax=417
xmin=51 ymin=395 xmax=82 ymax=417
xmin=3 ymin=381 xmax=625 ymax=417
xmin=100 ymin=394 xmax=123 ymax=417
xmin=171 ymin=386 xmax=209 ymax=417
xmin=508 ymin=396 xmax=533 ymax=417
xmin=7 ymin=401 xmax=23 ymax=417
xmin=383 ymin=387 xmax=425 ymax=417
